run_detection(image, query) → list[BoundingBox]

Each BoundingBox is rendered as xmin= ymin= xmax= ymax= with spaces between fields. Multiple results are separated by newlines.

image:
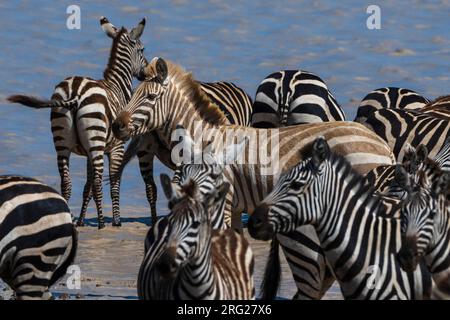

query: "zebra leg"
xmin=90 ymin=159 xmax=105 ymax=229
xmin=108 ymin=144 xmax=125 ymax=227
xmin=277 ymin=227 xmax=332 ymax=300
xmin=139 ymin=152 xmax=158 ymax=225
xmin=77 ymin=160 xmax=94 ymax=227
xmin=57 ymin=152 xmax=72 ymax=201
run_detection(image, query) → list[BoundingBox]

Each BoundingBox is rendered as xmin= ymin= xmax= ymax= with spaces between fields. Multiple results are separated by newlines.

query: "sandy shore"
xmin=0 ymin=221 xmax=342 ymax=300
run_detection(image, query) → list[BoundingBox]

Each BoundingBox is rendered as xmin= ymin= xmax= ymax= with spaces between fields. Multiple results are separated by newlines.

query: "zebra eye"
xmin=147 ymin=93 xmax=157 ymax=100
xmin=290 ymin=181 xmax=303 ymax=190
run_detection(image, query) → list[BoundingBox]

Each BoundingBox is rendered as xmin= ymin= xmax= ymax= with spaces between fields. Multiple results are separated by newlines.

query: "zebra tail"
xmin=7 ymin=94 xmax=76 ymax=109
xmin=49 ymin=224 xmax=78 ymax=286
xmin=105 ymin=136 xmax=142 ymax=184
xmin=261 ymin=238 xmax=281 ymax=300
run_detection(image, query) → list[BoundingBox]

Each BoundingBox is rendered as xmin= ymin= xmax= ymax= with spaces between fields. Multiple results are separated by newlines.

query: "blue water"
xmin=0 ymin=0 xmax=449 ymax=222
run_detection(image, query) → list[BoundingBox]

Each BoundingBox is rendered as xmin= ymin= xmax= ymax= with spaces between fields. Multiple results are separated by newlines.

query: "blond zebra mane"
xmin=144 ymin=59 xmax=229 ymax=126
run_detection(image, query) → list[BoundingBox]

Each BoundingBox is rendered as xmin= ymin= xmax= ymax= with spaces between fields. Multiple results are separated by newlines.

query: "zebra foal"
xmin=0 ymin=175 xmax=77 ymax=299
xmin=138 ymin=175 xmax=254 ymax=300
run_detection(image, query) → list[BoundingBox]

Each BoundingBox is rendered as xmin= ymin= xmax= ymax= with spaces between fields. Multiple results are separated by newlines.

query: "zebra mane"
xmin=103 ymin=27 xmax=129 ymax=80
xmin=325 ymin=152 xmax=387 ymax=213
xmin=423 ymin=95 xmax=450 ymax=109
xmin=144 ymin=59 xmax=228 ymax=126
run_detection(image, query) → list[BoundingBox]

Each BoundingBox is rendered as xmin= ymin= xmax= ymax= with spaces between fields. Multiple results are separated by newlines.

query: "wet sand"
xmin=0 ymin=221 xmax=342 ymax=300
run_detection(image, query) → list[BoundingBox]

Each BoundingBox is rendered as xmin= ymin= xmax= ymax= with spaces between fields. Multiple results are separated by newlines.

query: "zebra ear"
xmin=403 ymin=143 xmax=416 ymax=163
xmin=100 ymin=16 xmax=118 ymax=38
xmin=156 ymin=58 xmax=169 ymax=85
xmin=431 ymin=173 xmax=450 ymax=197
xmin=394 ymin=165 xmax=412 ymax=194
xmin=416 ymin=144 xmax=428 ymax=163
xmin=311 ymin=137 xmax=329 ymax=168
xmin=130 ymin=17 xmax=146 ymax=41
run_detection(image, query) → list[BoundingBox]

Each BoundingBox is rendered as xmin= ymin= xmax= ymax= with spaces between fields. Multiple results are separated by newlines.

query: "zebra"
xmin=7 ymin=17 xmax=148 ymax=229
xmin=0 ymin=175 xmax=77 ymax=300
xmin=251 ymin=70 xmax=345 ymax=128
xmin=392 ymin=157 xmax=450 ymax=299
xmin=138 ymin=175 xmax=255 ymax=300
xmin=111 ymin=57 xmax=396 ymax=299
xmin=366 ymin=138 xmax=450 ymax=196
xmin=355 ymin=87 xmax=429 ymax=124
xmin=248 ymin=137 xmax=435 ymax=299
xmin=110 ymin=81 xmax=253 ymax=225
xmin=420 ymin=95 xmax=450 ymax=120
xmin=361 ymin=106 xmax=450 ymax=162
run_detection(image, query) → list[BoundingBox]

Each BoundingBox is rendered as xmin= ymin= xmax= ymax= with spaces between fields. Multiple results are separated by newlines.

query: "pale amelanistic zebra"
xmin=138 ymin=175 xmax=255 ymax=300
xmin=7 ymin=17 xmax=148 ymax=228
xmin=251 ymin=70 xmax=345 ymax=128
xmin=111 ymin=58 xmax=395 ymax=299
xmin=0 ymin=175 xmax=77 ymax=300
xmin=110 ymin=81 xmax=252 ymax=224
xmin=248 ymin=138 xmax=434 ymax=299
xmin=354 ymin=87 xmax=429 ymax=124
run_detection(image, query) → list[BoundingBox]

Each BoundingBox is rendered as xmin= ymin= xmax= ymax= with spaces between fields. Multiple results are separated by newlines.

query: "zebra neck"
xmin=315 ymin=162 xmax=396 ymax=265
xmin=102 ymin=49 xmax=133 ymax=102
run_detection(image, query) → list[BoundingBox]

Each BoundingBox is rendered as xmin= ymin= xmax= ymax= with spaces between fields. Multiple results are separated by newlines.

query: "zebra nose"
xmin=248 ymin=203 xmax=272 ymax=240
xmin=397 ymin=244 xmax=419 ymax=272
xmin=156 ymin=251 xmax=179 ymax=279
xmin=136 ymin=69 xmax=146 ymax=81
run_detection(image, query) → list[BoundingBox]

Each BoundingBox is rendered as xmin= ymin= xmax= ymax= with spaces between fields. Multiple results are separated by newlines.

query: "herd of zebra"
xmin=1 ymin=16 xmax=450 ymax=300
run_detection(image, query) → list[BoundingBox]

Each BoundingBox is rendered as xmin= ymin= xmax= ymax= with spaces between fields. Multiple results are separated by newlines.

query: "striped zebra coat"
xmin=251 ymin=70 xmax=345 ymax=128
xmin=0 ymin=176 xmax=77 ymax=300
xmin=111 ymin=81 xmax=253 ymax=224
xmin=8 ymin=17 xmax=148 ymax=229
xmin=248 ymin=138 xmax=433 ymax=299
xmin=391 ymin=156 xmax=450 ymax=299
xmin=112 ymin=58 xmax=396 ymax=299
xmin=361 ymin=106 xmax=450 ymax=162
xmin=138 ymin=176 xmax=254 ymax=300
xmin=355 ymin=87 xmax=429 ymax=124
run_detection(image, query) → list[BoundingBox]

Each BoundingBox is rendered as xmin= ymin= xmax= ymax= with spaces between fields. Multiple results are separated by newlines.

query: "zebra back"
xmin=0 ymin=175 xmax=77 ymax=299
xmin=362 ymin=108 xmax=450 ymax=162
xmin=251 ymin=70 xmax=345 ymax=128
xmin=355 ymin=87 xmax=429 ymax=124
xmin=200 ymin=81 xmax=253 ymax=126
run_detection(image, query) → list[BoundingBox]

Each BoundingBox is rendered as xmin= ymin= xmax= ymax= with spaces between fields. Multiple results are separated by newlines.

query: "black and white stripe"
xmin=355 ymin=87 xmax=429 ymax=124
xmin=8 ymin=17 xmax=148 ymax=229
xmin=249 ymin=138 xmax=432 ymax=299
xmin=0 ymin=175 xmax=77 ymax=300
xmin=361 ymin=107 xmax=450 ymax=162
xmin=138 ymin=176 xmax=254 ymax=300
xmin=251 ymin=70 xmax=345 ymax=128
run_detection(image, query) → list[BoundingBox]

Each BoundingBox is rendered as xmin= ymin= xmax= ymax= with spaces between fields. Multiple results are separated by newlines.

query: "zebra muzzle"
xmin=156 ymin=251 xmax=179 ymax=279
xmin=248 ymin=203 xmax=274 ymax=241
xmin=397 ymin=240 xmax=420 ymax=273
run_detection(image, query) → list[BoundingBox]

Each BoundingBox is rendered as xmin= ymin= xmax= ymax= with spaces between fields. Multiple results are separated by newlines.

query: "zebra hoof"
xmin=112 ymin=220 xmax=122 ymax=227
xmin=98 ymin=222 xmax=106 ymax=230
